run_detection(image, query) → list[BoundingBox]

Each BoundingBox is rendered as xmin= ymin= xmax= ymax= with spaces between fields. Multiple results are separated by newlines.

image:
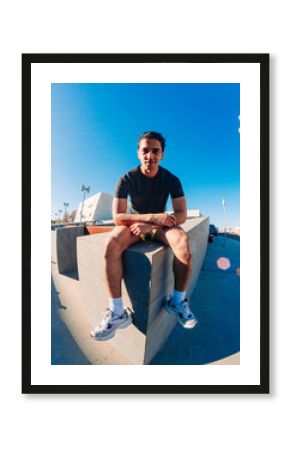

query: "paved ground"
xmin=51 ymin=278 xmax=90 ymax=364
xmin=51 ymin=235 xmax=240 ymax=365
xmin=150 ymin=235 xmax=240 ymax=364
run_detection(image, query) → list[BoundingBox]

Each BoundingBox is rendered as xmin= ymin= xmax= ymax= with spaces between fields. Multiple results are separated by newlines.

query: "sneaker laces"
xmin=179 ymin=300 xmax=194 ymax=319
xmin=98 ymin=309 xmax=113 ymax=330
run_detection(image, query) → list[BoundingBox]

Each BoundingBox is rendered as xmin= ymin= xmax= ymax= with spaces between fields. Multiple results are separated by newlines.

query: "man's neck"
xmin=139 ymin=165 xmax=159 ymax=178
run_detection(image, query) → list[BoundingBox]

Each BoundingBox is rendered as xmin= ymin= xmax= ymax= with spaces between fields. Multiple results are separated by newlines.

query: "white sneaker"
xmin=165 ymin=298 xmax=197 ymax=329
xmin=90 ymin=308 xmax=132 ymax=341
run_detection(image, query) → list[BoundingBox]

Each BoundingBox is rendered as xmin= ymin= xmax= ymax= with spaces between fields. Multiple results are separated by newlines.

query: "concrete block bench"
xmin=76 ymin=217 xmax=209 ymax=364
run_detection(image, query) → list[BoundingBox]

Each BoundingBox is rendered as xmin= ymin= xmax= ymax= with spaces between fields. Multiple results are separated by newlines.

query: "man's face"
xmin=137 ymin=138 xmax=164 ymax=173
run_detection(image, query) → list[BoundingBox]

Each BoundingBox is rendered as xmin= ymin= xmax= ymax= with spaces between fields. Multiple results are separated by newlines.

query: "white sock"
xmin=109 ymin=297 xmax=124 ymax=316
xmin=171 ymin=289 xmax=186 ymax=305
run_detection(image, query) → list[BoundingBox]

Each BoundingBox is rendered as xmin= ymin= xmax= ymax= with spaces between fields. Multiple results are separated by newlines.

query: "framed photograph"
xmin=22 ymin=53 xmax=269 ymax=394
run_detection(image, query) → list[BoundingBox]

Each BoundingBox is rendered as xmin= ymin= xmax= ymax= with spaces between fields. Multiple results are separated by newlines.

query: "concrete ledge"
xmin=77 ymin=217 xmax=209 ymax=364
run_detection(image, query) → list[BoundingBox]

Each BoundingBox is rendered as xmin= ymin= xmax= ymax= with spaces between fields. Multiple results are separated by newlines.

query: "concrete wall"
xmin=55 ymin=225 xmax=85 ymax=274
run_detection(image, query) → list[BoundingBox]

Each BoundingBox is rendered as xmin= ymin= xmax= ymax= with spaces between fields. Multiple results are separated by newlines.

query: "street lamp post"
xmin=58 ymin=209 xmax=63 ymax=224
xmin=80 ymin=185 xmax=90 ymax=223
xmin=222 ymin=198 xmax=227 ymax=247
xmin=63 ymin=202 xmax=69 ymax=222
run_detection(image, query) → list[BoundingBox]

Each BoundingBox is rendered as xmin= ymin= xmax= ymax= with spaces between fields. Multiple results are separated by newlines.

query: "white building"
xmin=74 ymin=191 xmax=114 ymax=223
xmin=187 ymin=209 xmax=201 ymax=218
xmin=158 ymin=208 xmax=201 ymax=219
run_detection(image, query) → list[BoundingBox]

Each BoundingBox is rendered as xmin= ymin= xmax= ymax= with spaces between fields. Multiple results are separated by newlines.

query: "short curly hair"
xmin=137 ymin=131 xmax=166 ymax=151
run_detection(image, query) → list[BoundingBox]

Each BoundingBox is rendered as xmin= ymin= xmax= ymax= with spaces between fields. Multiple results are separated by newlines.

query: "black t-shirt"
xmin=115 ymin=165 xmax=184 ymax=214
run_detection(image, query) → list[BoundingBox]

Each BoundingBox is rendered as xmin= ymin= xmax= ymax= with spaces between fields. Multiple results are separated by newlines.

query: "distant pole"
xmin=80 ymin=185 xmax=90 ymax=223
xmin=58 ymin=209 xmax=63 ymax=224
xmin=54 ymin=212 xmax=58 ymax=224
xmin=222 ymin=198 xmax=227 ymax=247
xmin=63 ymin=202 xmax=69 ymax=222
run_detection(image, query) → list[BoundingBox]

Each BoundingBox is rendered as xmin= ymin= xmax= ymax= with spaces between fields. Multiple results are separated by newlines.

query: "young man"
xmin=90 ymin=131 xmax=197 ymax=341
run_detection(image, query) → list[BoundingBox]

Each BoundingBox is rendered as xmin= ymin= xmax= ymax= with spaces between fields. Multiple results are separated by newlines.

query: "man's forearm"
xmin=174 ymin=211 xmax=187 ymax=225
xmin=114 ymin=213 xmax=164 ymax=226
xmin=114 ymin=211 xmax=187 ymax=227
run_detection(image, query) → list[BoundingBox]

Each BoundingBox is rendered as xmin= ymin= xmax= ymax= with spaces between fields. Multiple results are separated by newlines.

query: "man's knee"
xmin=172 ymin=233 xmax=192 ymax=263
xmin=104 ymin=234 xmax=122 ymax=259
xmin=104 ymin=229 xmax=130 ymax=259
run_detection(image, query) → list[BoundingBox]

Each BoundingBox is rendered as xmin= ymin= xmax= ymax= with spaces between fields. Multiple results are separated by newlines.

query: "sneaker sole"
xmin=180 ymin=317 xmax=198 ymax=329
xmin=90 ymin=314 xmax=133 ymax=341
xmin=90 ymin=329 xmax=116 ymax=341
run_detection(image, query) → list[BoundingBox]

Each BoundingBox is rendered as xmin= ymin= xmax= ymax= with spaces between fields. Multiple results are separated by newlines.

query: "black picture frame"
xmin=22 ymin=53 xmax=269 ymax=394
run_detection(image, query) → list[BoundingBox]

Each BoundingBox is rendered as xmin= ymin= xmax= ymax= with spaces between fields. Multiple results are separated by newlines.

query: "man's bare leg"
xmin=90 ymin=226 xmax=140 ymax=341
xmin=103 ymin=225 xmax=140 ymax=298
xmin=155 ymin=226 xmax=196 ymax=328
xmin=155 ymin=226 xmax=192 ymax=291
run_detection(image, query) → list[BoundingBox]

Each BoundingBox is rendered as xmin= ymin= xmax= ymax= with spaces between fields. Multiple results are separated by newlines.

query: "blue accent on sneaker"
xmin=165 ymin=298 xmax=198 ymax=329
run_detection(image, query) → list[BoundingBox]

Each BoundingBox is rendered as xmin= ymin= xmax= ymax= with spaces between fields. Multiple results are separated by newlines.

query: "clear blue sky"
xmin=52 ymin=83 xmax=240 ymax=229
